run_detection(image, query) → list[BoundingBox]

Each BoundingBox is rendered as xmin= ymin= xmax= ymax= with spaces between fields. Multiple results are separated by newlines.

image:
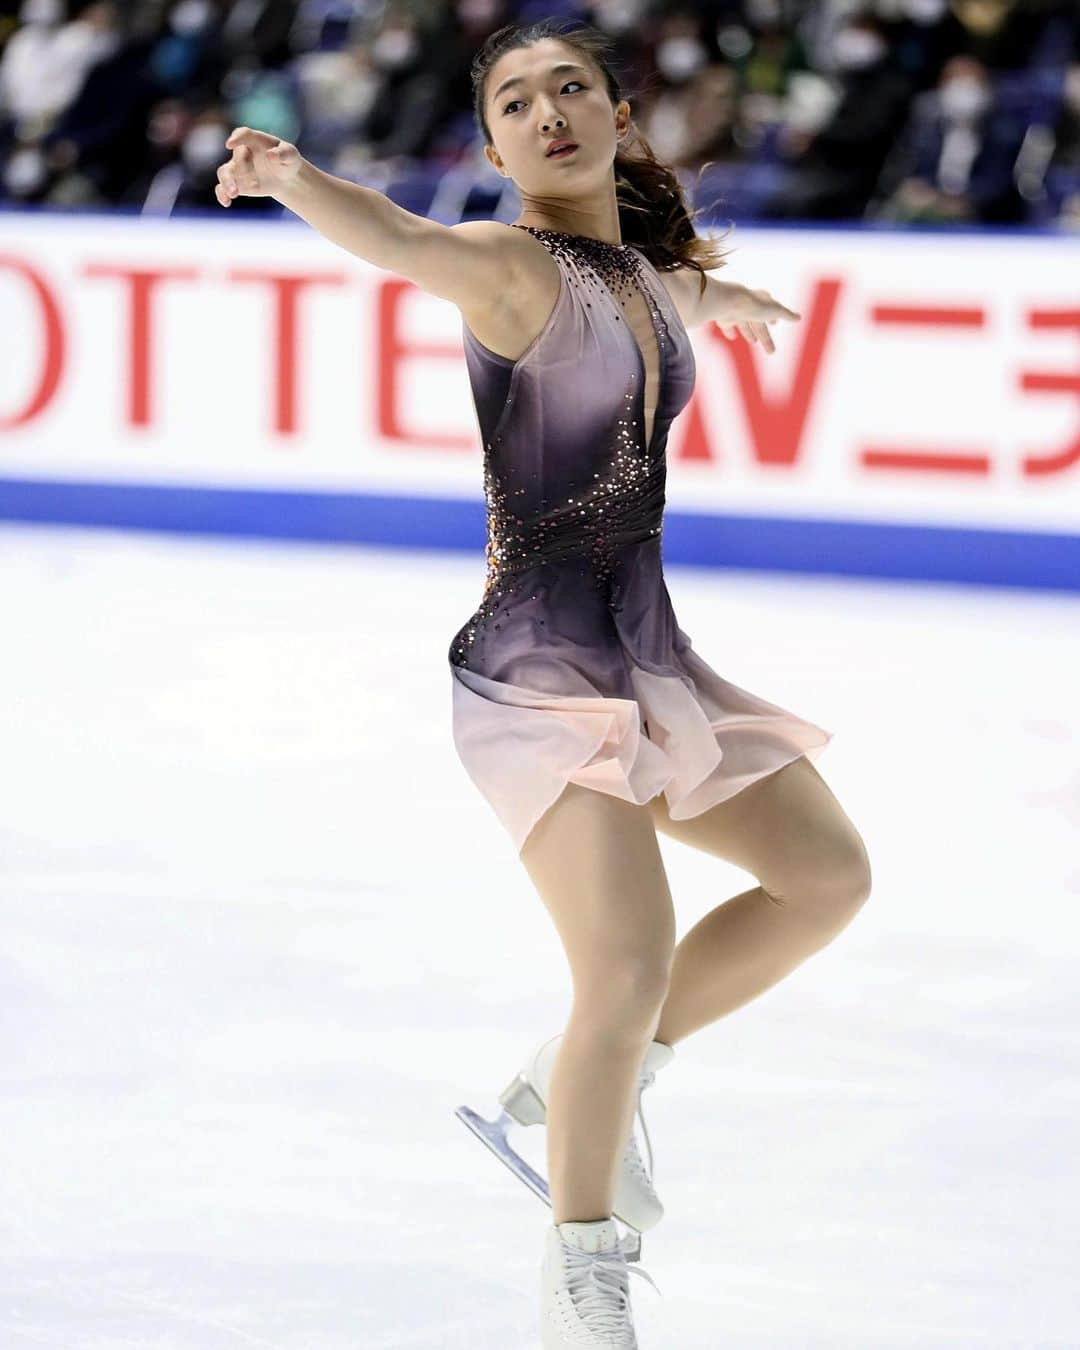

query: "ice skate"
xmin=455 ymin=1033 xmax=674 ymax=1261
xmin=541 ymin=1216 xmax=660 ymax=1349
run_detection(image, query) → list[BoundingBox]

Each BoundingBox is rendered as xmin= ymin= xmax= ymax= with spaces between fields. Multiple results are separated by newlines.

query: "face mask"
xmin=901 ymin=0 xmax=948 ymax=22
xmin=655 ymin=37 xmax=708 ymax=83
xmin=746 ymin=0 xmax=782 ymax=26
xmin=940 ymin=77 xmax=990 ymax=121
xmin=181 ymin=122 xmax=227 ymax=174
xmin=593 ymin=0 xmax=641 ymax=35
xmin=371 ymin=28 xmax=419 ymax=69
xmin=19 ymin=0 xmax=61 ymax=25
xmin=169 ymin=0 xmax=213 ymax=36
xmin=716 ymin=22 xmax=753 ymax=61
xmin=833 ymin=29 xmax=886 ymax=70
xmin=5 ymin=145 xmax=48 ymax=196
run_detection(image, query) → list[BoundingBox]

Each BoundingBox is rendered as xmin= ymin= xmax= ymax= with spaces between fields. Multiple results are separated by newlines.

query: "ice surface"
xmin=1 ymin=523 xmax=1078 ymax=1348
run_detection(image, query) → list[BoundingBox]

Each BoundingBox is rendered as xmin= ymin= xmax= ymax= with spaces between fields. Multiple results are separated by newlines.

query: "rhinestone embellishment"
xmin=450 ymin=226 xmax=671 ymax=667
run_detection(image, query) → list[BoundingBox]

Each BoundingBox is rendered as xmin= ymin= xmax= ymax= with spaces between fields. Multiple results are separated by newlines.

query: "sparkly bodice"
xmin=447 ymin=226 xmax=833 ymax=856
xmin=450 ymin=226 xmax=696 ymax=670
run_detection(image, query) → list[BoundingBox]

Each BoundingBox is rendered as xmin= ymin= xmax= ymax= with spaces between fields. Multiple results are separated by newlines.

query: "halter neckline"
xmin=511 ymin=224 xmax=631 ymax=251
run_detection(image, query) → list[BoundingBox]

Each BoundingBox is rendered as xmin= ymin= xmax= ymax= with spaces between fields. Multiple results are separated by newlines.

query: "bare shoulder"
xmin=393 ymin=218 xmax=519 ymax=307
xmin=387 ymin=217 xmax=555 ymax=361
xmin=451 ymin=221 xmax=562 ymax=364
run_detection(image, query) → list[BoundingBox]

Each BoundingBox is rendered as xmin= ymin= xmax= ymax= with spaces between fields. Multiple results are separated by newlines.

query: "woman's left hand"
xmin=720 ymin=287 xmax=801 ymax=354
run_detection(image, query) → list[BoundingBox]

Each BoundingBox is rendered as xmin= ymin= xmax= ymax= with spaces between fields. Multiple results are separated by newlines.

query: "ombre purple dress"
xmin=449 ymin=225 xmax=832 ymax=853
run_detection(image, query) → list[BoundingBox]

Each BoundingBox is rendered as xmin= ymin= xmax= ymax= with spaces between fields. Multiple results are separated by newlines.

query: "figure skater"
xmin=215 ymin=18 xmax=872 ymax=1348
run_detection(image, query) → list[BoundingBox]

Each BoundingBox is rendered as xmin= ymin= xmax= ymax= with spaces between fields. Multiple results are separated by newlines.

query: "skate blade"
xmin=453 ymin=1104 xmax=643 ymax=1264
xmin=455 ymin=1104 xmax=551 ymax=1206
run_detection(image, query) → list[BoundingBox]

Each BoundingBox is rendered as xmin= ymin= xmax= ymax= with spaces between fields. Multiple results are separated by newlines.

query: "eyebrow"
xmin=491 ymin=62 xmax=588 ymax=103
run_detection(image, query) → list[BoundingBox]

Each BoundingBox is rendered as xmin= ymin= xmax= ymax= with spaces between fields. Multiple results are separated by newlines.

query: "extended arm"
xmin=216 ymin=127 xmax=518 ymax=308
xmin=665 ymin=268 xmax=801 ymax=355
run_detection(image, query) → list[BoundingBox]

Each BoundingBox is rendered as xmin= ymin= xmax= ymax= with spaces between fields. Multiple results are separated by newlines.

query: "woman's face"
xmin=483 ymin=38 xmax=629 ymax=194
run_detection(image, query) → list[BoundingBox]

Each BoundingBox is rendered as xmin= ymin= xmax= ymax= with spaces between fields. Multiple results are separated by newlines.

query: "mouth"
xmin=546 ymin=141 xmax=579 ymax=159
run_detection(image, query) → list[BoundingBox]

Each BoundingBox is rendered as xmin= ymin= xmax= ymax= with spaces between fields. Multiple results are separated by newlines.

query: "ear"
xmin=615 ymin=98 xmax=632 ymax=140
xmin=483 ymin=143 xmax=506 ymax=176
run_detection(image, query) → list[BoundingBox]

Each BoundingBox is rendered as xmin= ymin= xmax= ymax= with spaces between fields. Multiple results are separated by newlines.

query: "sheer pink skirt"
xmin=450 ymin=644 xmax=834 ymax=855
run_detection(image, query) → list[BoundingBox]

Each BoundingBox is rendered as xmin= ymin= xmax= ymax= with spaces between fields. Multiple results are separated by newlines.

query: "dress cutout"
xmin=449 ymin=225 xmax=832 ymax=853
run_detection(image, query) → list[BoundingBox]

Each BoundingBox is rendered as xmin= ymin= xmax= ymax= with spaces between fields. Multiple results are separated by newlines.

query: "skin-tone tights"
xmin=519 ymin=753 xmax=872 ymax=1224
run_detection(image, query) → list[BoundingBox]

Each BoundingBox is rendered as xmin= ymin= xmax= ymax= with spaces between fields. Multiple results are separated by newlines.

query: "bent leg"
xmin=649 ymin=754 xmax=872 ymax=1047
xmin=521 ymin=782 xmax=676 ymax=1224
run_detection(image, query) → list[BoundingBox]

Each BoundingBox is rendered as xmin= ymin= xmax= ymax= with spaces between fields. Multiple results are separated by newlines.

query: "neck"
xmin=514 ymin=191 xmax=623 ymax=246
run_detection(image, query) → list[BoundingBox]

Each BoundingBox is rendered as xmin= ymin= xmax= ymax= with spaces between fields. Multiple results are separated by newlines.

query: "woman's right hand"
xmin=215 ymin=127 xmax=302 ymax=206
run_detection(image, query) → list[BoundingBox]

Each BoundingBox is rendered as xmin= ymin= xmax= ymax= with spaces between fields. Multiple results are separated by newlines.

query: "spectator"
xmin=148 ymin=0 xmax=226 ymax=100
xmin=144 ymin=102 xmax=280 ymax=213
xmin=1044 ymin=60 xmax=1080 ymax=227
xmin=44 ymin=4 xmax=159 ymax=203
xmin=636 ymin=10 xmax=716 ymax=166
xmin=351 ymin=10 xmax=450 ymax=165
xmin=880 ymin=0 xmax=971 ymax=94
xmin=738 ymin=0 xmax=809 ymax=101
xmin=0 ymin=0 xmax=1075 ymax=225
xmin=948 ymin=0 xmax=1071 ymax=73
xmin=639 ymin=57 xmax=741 ymax=169
xmin=872 ymin=53 xmax=1030 ymax=224
xmin=761 ymin=13 xmax=913 ymax=220
xmin=1050 ymin=63 xmax=1080 ymax=170
xmin=0 ymin=0 xmax=120 ymax=133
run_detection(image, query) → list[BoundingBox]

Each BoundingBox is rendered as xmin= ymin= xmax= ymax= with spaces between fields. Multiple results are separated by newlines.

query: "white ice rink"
xmin=2 ymin=521 xmax=1078 ymax=1349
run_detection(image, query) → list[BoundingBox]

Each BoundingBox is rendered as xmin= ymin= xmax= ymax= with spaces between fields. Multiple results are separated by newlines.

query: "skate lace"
xmin=562 ymin=1235 xmax=661 ymax=1335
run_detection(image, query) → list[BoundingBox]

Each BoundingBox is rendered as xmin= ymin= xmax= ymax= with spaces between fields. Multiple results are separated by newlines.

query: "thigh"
xmin=521 ymin=783 xmax=676 ymax=991
xmin=647 ymin=754 xmax=869 ymax=900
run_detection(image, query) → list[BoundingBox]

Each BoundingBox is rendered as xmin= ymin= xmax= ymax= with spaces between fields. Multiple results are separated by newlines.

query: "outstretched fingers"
xmin=719 ymin=320 xmax=775 ymax=353
xmin=215 ymin=142 xmax=260 ymax=206
xmin=214 ymin=158 xmax=236 ymax=207
xmin=751 ymin=320 xmax=775 ymax=353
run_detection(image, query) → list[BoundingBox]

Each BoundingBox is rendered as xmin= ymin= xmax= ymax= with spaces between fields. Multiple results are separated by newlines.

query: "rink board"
xmin=1 ymin=209 xmax=1077 ymax=591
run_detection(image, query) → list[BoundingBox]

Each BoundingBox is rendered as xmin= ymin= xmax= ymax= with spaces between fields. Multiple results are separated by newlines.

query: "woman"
xmin=216 ymin=18 xmax=872 ymax=1348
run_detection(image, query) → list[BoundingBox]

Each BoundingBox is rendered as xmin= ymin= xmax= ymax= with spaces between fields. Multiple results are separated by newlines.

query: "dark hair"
xmin=470 ymin=18 xmax=731 ymax=295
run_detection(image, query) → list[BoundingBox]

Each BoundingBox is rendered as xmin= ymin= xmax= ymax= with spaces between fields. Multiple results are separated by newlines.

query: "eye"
xmin=503 ymin=80 xmax=584 ymax=114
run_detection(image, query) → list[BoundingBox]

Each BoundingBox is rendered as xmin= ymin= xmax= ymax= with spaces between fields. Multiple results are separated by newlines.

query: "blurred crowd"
xmin=1 ymin=0 xmax=1078 ymax=227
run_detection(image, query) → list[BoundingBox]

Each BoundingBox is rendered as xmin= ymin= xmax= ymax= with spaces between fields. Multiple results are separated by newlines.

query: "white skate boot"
xmin=455 ymin=1034 xmax=675 ymax=1262
xmin=541 ymin=1217 xmax=660 ymax=1349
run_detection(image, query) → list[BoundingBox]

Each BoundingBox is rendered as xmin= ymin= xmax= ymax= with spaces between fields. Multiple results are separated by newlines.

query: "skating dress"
xmin=448 ymin=225 xmax=832 ymax=854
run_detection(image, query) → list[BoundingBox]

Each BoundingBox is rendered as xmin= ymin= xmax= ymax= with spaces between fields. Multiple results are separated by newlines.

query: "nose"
xmin=537 ymin=102 xmax=566 ymax=133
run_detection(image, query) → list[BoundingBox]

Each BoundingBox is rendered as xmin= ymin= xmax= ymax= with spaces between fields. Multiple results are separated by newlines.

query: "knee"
xmin=766 ymin=830 xmax=873 ymax=926
xmin=834 ymin=833 xmax=873 ymax=914
xmin=574 ymin=950 xmax=672 ymax=1033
